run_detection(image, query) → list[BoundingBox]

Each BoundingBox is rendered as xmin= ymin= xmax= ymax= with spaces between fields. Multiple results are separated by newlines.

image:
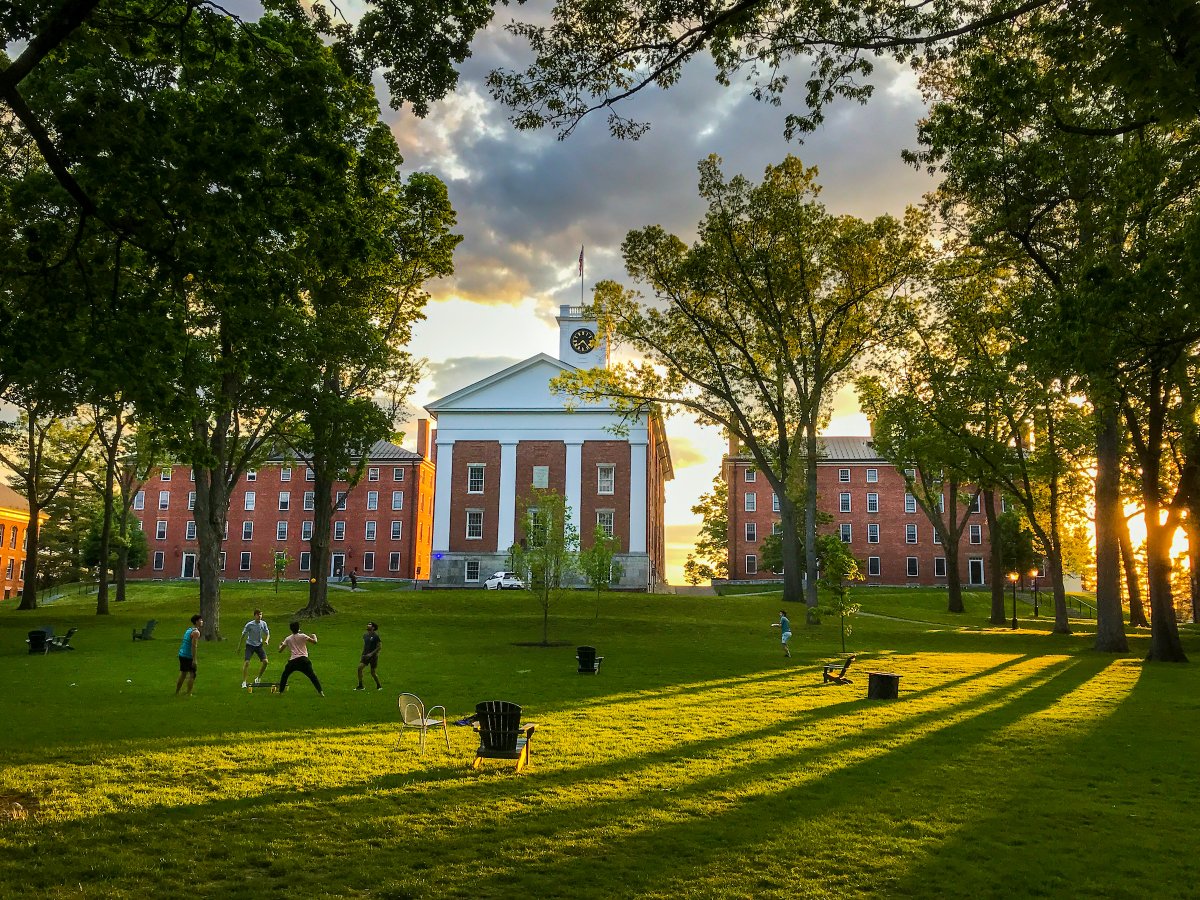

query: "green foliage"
xmin=682 ymin=475 xmax=727 ymax=584
xmin=995 ymin=511 xmax=1039 ymax=577
xmin=512 ymin=488 xmax=579 ymax=644
xmin=82 ymin=516 xmax=148 ymax=572
xmin=578 ymin=526 xmax=622 ymax=594
xmin=816 ymin=532 xmax=863 ymax=652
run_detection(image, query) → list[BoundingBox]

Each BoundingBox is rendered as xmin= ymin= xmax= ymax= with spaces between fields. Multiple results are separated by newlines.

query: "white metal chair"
xmin=397 ymin=692 xmax=450 ymax=755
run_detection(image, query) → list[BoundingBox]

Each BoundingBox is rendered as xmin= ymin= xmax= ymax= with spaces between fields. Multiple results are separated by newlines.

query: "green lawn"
xmin=1 ymin=582 xmax=1197 ymax=898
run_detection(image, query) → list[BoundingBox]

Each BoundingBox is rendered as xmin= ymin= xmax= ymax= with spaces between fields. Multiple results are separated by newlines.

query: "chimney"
xmin=417 ymin=419 xmax=429 ymax=460
xmin=728 ymin=432 xmax=740 ymax=456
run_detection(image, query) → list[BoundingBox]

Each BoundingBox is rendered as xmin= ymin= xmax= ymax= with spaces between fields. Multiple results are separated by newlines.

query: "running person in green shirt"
xmin=771 ymin=610 xmax=792 ymax=658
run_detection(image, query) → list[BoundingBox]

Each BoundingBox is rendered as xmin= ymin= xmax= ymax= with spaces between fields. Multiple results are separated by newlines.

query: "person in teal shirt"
xmin=176 ymin=614 xmax=202 ymax=695
xmin=772 ymin=610 xmax=792 ymax=658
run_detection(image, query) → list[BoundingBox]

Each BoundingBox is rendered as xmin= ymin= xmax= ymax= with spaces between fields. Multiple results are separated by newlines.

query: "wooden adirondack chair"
xmin=132 ymin=620 xmax=157 ymax=641
xmin=471 ymin=701 xmax=538 ymax=773
xmin=822 ymin=655 xmax=856 ymax=685
xmin=26 ymin=630 xmax=48 ymax=655
xmin=576 ymin=646 xmax=603 ymax=674
xmin=46 ymin=627 xmax=77 ymax=651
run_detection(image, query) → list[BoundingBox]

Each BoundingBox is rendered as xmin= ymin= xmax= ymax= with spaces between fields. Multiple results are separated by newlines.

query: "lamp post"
xmin=1028 ymin=568 xmax=1040 ymax=618
xmin=1008 ymin=571 xmax=1019 ymax=630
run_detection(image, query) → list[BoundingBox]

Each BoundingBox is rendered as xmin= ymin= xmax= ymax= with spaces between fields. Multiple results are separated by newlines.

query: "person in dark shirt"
xmin=355 ymin=622 xmax=382 ymax=690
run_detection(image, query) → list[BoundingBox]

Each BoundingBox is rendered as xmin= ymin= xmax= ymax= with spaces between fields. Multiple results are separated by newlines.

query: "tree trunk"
xmin=1189 ymin=514 xmax=1200 ymax=626
xmin=115 ymin=542 xmax=129 ymax=602
xmin=193 ymin=457 xmax=230 ymax=642
xmin=984 ymin=491 xmax=1006 ymax=625
xmin=1045 ymin=545 xmax=1071 ymax=634
xmin=778 ymin=495 xmax=804 ymax=604
xmin=1119 ymin=518 xmax=1148 ymax=628
xmin=94 ymin=416 xmax=122 ymax=616
xmin=17 ymin=501 xmax=41 ymax=610
xmin=1144 ymin=506 xmax=1187 ymax=662
xmin=803 ymin=429 xmax=820 ymax=621
xmin=1092 ymin=400 xmax=1129 ymax=652
xmin=300 ymin=464 xmax=336 ymax=618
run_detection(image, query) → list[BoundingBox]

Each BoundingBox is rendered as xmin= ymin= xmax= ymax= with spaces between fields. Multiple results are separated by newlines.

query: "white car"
xmin=484 ymin=571 xmax=525 ymax=590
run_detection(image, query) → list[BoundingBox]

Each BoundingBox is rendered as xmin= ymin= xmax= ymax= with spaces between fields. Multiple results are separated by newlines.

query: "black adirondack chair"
xmin=822 ymin=655 xmax=856 ymax=685
xmin=576 ymin=646 xmax=603 ymax=674
xmin=26 ymin=630 xmax=48 ymax=655
xmin=471 ymin=701 xmax=538 ymax=773
xmin=132 ymin=620 xmax=157 ymax=641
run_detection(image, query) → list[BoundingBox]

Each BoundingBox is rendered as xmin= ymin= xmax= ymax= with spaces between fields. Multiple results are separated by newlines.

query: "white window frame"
xmin=934 ymin=557 xmax=948 ymax=577
xmin=278 ymin=491 xmax=290 ymax=511
xmin=301 ymin=521 xmax=313 ymax=541
xmin=465 ymin=560 xmax=480 ymax=582
xmin=306 ymin=468 xmax=316 ymax=482
xmin=187 ymin=491 xmax=196 ymax=511
xmin=745 ymin=522 xmax=757 ymax=543
xmin=280 ymin=467 xmax=292 ymax=482
xmin=363 ymin=552 xmax=375 ymax=572
xmin=744 ymin=468 xmax=757 ymax=482
xmin=185 ymin=521 xmax=196 ymax=541
xmin=840 ymin=523 xmax=852 ymax=543
xmin=158 ymin=491 xmax=170 ymax=510
xmin=867 ymin=523 xmax=879 ymax=544
xmin=970 ymin=523 xmax=983 ymax=545
xmin=866 ymin=468 xmax=878 ymax=483
xmin=299 ymin=552 xmax=311 ymax=572
xmin=906 ymin=523 xmax=918 ymax=544
xmin=466 ymin=510 xmax=483 ymax=540
xmin=155 ymin=521 xmax=167 ymax=540
xmin=393 ymin=467 xmax=404 ymax=481
xmin=133 ymin=491 xmax=144 ymax=511
xmin=389 ymin=552 xmax=401 ymax=572
xmin=597 ymin=464 xmax=616 ymax=495
xmin=303 ymin=491 xmax=315 ymax=511
xmin=366 ymin=490 xmax=378 ymax=511
xmin=153 ymin=551 xmax=165 ymax=571
xmin=368 ymin=467 xmax=379 ymax=482
xmin=839 ymin=492 xmax=852 ymax=513
xmin=240 ymin=551 xmax=252 ymax=571
xmin=904 ymin=493 xmax=917 ymax=514
xmin=745 ymin=554 xmax=758 ymax=575
xmin=745 ymin=492 xmax=756 ymax=512
xmin=333 ymin=521 xmax=346 ymax=541
xmin=467 ymin=464 xmax=485 ymax=494
xmin=391 ymin=520 xmax=402 ymax=540
xmin=335 ymin=491 xmax=347 ymax=511
xmin=868 ymin=556 xmax=881 ymax=576
xmin=597 ymin=510 xmax=615 ymax=537
xmin=907 ymin=556 xmax=919 ymax=577
xmin=161 ymin=467 xmax=172 ymax=481
xmin=276 ymin=521 xmax=288 ymax=541
xmin=839 ymin=468 xmax=850 ymax=483
xmin=391 ymin=491 xmax=403 ymax=510
xmin=772 ymin=493 xmax=780 ymax=512
xmin=364 ymin=521 xmax=376 ymax=541
xmin=244 ymin=491 xmax=256 ymax=511
xmin=242 ymin=521 xmax=254 ymax=541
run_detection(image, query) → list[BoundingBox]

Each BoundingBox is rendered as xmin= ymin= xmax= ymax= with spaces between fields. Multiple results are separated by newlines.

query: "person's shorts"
xmin=360 ymin=654 xmax=377 ymax=667
xmin=781 ymin=631 xmax=792 ymax=644
xmin=244 ymin=644 xmax=267 ymax=662
xmin=178 ymin=655 xmax=197 ymax=673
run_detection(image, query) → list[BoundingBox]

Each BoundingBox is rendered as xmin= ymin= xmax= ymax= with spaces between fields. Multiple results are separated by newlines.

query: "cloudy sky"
xmin=372 ymin=7 xmax=939 ymax=581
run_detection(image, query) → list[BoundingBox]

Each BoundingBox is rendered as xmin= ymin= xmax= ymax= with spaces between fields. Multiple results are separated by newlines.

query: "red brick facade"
xmin=580 ymin=441 xmax=630 ymax=551
xmin=724 ymin=440 xmax=995 ymax=586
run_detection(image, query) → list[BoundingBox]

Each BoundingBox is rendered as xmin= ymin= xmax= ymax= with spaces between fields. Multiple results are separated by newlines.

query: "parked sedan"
xmin=484 ymin=571 xmax=525 ymax=590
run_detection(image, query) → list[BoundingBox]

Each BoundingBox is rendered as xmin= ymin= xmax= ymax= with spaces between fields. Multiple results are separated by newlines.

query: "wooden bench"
xmin=822 ymin=655 xmax=855 ymax=685
xmin=246 ymin=681 xmax=280 ymax=693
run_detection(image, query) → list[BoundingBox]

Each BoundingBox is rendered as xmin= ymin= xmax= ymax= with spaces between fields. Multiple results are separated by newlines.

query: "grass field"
xmin=1 ymin=582 xmax=1198 ymax=898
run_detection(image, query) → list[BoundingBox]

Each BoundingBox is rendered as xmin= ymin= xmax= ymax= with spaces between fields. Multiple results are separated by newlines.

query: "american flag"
xmin=578 ymin=245 xmax=584 ymax=277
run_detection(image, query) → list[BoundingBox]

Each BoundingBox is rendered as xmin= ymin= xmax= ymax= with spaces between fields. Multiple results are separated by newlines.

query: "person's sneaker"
xmin=376 ymin=685 xmax=383 ymax=691
xmin=319 ymin=691 xmax=325 ymax=697
xmin=241 ymin=681 xmax=248 ymax=688
xmin=355 ymin=685 xmax=365 ymax=691
xmin=253 ymin=677 xmax=261 ymax=684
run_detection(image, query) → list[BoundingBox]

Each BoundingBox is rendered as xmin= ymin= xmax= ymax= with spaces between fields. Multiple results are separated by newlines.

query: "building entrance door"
xmin=181 ymin=553 xmax=197 ymax=579
xmin=331 ymin=553 xmax=346 ymax=580
xmin=968 ymin=558 xmax=984 ymax=585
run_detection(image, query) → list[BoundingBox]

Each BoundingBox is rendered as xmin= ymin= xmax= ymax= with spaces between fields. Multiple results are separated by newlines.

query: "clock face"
xmin=570 ymin=327 xmax=597 ymax=354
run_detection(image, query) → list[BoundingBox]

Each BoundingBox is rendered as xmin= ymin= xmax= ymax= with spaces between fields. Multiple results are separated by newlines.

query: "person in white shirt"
xmin=239 ymin=609 xmax=270 ymax=688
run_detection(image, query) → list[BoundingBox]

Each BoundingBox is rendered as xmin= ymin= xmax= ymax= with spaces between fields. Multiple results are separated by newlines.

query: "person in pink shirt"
xmin=277 ymin=621 xmax=323 ymax=696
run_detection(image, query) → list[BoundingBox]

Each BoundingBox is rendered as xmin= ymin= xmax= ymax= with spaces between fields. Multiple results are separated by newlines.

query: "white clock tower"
xmin=556 ymin=305 xmax=608 ymax=369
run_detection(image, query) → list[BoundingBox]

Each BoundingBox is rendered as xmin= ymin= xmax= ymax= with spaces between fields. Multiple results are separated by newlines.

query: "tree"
xmin=83 ymin=514 xmax=147 ymax=572
xmin=554 ymin=155 xmax=926 ymax=616
xmin=489 ymin=2 xmax=1200 ymax=141
xmin=682 ymin=475 xmax=728 ymax=584
xmin=266 ymin=550 xmax=293 ymax=594
xmin=512 ymin=489 xmax=579 ymax=646
xmin=578 ymin=526 xmax=623 ymax=618
xmin=816 ymin=533 xmax=863 ymax=654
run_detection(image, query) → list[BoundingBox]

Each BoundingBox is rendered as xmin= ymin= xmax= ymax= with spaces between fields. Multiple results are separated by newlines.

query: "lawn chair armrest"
xmin=426 ymin=704 xmax=448 ymax=721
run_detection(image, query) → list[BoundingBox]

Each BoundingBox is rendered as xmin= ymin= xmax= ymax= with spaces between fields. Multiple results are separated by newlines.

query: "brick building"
xmin=0 ymin=484 xmax=36 ymax=600
xmin=724 ymin=436 xmax=995 ymax=586
xmin=424 ymin=306 xmax=673 ymax=589
xmin=127 ymin=437 xmax=435 ymax=582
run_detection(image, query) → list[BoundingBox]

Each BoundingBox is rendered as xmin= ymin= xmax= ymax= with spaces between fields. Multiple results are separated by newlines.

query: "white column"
xmin=628 ymin=439 xmax=648 ymax=553
xmin=565 ymin=440 xmax=583 ymax=539
xmin=497 ymin=441 xmax=518 ymax=553
xmin=432 ymin=439 xmax=454 ymax=551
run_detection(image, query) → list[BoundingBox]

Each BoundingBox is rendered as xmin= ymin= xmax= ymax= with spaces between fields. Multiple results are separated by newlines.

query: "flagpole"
xmin=579 ymin=244 xmax=584 ymax=306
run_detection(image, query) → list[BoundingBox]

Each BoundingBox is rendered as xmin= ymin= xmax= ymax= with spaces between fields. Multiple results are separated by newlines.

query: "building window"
xmin=245 ymin=491 xmax=256 ymax=511
xmin=867 ymin=523 xmax=879 ymax=544
xmin=933 ymin=528 xmax=942 ymax=545
xmin=467 ymin=464 xmax=485 ymax=494
xmin=303 ymin=491 xmax=315 ymax=511
xmin=335 ymin=491 xmax=347 ymax=511
xmin=153 ymin=551 xmax=165 ymax=571
xmin=868 ymin=556 xmax=881 ymax=577
xmin=866 ymin=492 xmax=879 ymax=513
xmin=302 ymin=521 xmax=313 ymax=541
xmin=971 ymin=493 xmax=982 ymax=513
xmin=746 ymin=554 xmax=758 ymax=575
xmin=246 ymin=469 xmax=256 ymax=482
xmin=597 ymin=510 xmax=615 ymax=537
xmin=907 ymin=556 xmax=919 ymax=577
xmin=278 ymin=491 xmax=290 ymax=511
xmin=745 ymin=522 xmax=757 ymax=543
xmin=393 ymin=467 xmax=404 ymax=481
xmin=532 ymin=466 xmax=549 ymax=489
xmin=299 ymin=552 xmax=311 ymax=572
xmin=745 ymin=492 xmax=756 ymax=512
xmin=306 ymin=468 xmax=316 ymax=481
xmin=365 ymin=521 xmax=376 ymax=541
xmin=597 ymin=464 xmax=615 ymax=494
xmin=938 ymin=493 xmax=945 ymax=513
xmin=866 ymin=468 xmax=878 ymax=483
xmin=368 ymin=467 xmax=379 ymax=482
xmin=839 ymin=492 xmax=851 ymax=513
xmin=389 ymin=552 xmax=401 ymax=572
xmin=391 ymin=521 xmax=402 ymax=540
xmin=161 ymin=467 xmax=172 ymax=481
xmin=240 ymin=551 xmax=252 ymax=571
xmin=839 ymin=468 xmax=850 ymax=483
xmin=772 ymin=521 xmax=783 ymax=535
xmin=904 ymin=493 xmax=917 ymax=514
xmin=392 ymin=491 xmax=403 ymax=510
xmin=367 ymin=491 xmax=378 ymax=511
xmin=185 ymin=521 xmax=196 ymax=541
xmin=277 ymin=522 xmax=288 ymax=541
xmin=745 ymin=468 xmax=757 ymax=482
xmin=189 ymin=470 xmax=195 ymax=482
xmin=466 ymin=510 xmax=483 ymax=539
xmin=243 ymin=521 xmax=254 ymax=541
xmin=223 ymin=521 xmax=228 ymax=541
xmin=155 ymin=521 xmax=167 ymax=540
xmin=840 ymin=523 xmax=852 ymax=543
xmin=906 ymin=523 xmax=917 ymax=544
xmin=904 ymin=467 xmax=916 ymax=479
xmin=187 ymin=492 xmax=196 ymax=511
xmin=934 ymin=557 xmax=948 ymax=577
xmin=970 ymin=523 xmax=983 ymax=544
xmin=280 ymin=467 xmax=292 ymax=482
xmin=333 ymin=521 xmax=346 ymax=541
xmin=133 ymin=491 xmax=144 ymax=511
xmin=219 ymin=551 xmax=226 ymax=571
xmin=158 ymin=491 xmax=169 ymax=510
xmin=772 ymin=493 xmax=780 ymax=512
xmin=363 ymin=552 xmax=374 ymax=572
xmin=465 ymin=560 xmax=480 ymax=582
xmin=1001 ymin=497 xmax=1009 ymax=514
